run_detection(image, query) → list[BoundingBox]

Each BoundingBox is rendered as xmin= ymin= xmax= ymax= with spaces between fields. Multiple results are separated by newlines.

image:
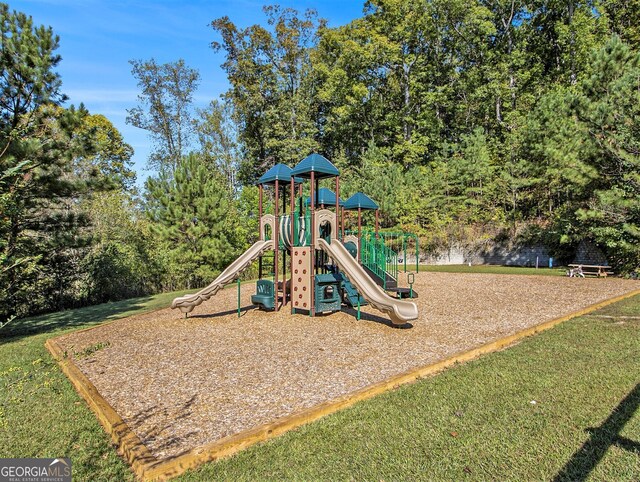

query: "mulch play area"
xmin=48 ymin=272 xmax=639 ymax=478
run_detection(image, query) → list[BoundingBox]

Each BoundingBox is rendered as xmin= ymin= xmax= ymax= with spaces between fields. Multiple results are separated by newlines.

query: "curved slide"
xmin=171 ymin=240 xmax=274 ymax=314
xmin=317 ymin=238 xmax=418 ymax=325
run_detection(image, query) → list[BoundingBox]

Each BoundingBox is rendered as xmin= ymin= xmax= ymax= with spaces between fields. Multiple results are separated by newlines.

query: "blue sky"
xmin=17 ymin=0 xmax=365 ymax=185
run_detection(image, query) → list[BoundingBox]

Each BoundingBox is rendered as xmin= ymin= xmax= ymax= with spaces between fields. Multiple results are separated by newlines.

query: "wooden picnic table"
xmin=568 ymin=264 xmax=614 ymax=278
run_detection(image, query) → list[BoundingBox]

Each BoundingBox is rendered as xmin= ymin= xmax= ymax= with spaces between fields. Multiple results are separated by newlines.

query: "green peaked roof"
xmin=344 ymin=192 xmax=378 ymax=210
xmin=257 ymin=163 xmax=303 ymax=185
xmin=304 ymin=188 xmax=343 ymax=206
xmin=291 ymin=153 xmax=340 ymax=179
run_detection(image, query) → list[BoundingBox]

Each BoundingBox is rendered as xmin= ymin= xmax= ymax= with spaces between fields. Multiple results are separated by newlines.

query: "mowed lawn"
xmin=1 ymin=271 xmax=638 ymax=481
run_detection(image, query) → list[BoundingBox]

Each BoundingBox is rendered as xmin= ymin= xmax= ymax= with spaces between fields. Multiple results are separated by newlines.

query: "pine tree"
xmin=574 ymin=36 xmax=640 ymax=270
xmin=145 ymin=153 xmax=243 ymax=289
xmin=0 ymin=6 xmax=95 ymax=319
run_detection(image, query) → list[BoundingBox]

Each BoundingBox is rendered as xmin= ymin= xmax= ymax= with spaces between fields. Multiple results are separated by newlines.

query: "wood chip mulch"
xmin=54 ymin=272 xmax=638 ymax=460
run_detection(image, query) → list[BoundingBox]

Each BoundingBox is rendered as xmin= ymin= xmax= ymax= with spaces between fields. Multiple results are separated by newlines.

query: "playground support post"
xmin=258 ymin=184 xmax=263 ymax=230
xmin=274 ymin=179 xmax=279 ymax=312
xmin=237 ymin=278 xmax=241 ymax=317
xmin=282 ymin=184 xmax=287 ymax=307
xmin=290 ymin=175 xmax=295 ymax=314
xmin=310 ymin=171 xmax=315 ymax=317
xmin=335 ymin=176 xmax=340 ymax=241
xmin=357 ymin=207 xmax=362 ymax=264
xmin=375 ymin=209 xmax=379 ymax=238
xmin=408 ymin=272 xmax=414 ymax=299
xmin=258 ymin=184 xmax=263 ymax=279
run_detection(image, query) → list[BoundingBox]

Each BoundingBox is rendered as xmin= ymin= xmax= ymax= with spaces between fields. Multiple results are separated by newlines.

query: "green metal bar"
xmin=403 ymin=236 xmax=407 ymax=273
xmin=237 ymin=278 xmax=241 ymax=317
xmin=389 ymin=242 xmax=397 ymax=285
xmin=360 ymin=231 xmax=399 ymax=290
xmin=353 ymin=229 xmax=428 ymax=285
xmin=415 ymin=235 xmax=419 ymax=272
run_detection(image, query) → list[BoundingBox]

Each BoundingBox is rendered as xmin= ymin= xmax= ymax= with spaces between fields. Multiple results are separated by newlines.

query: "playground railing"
xmin=360 ymin=232 xmax=398 ymax=290
xmin=375 ymin=231 xmax=419 ymax=273
xmin=345 ymin=229 xmax=419 ymax=273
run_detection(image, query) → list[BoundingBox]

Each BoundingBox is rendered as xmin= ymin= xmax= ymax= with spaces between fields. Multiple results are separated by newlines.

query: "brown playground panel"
xmin=291 ymin=246 xmax=311 ymax=310
xmin=46 ymin=273 xmax=640 ymax=481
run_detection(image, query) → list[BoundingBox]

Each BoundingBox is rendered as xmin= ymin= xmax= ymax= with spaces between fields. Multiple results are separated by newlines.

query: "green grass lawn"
xmin=1 ymin=288 xmax=639 ymax=481
xmin=0 ymin=291 xmax=195 ymax=481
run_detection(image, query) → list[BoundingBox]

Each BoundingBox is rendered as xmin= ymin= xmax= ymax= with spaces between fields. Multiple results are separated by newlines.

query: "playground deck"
xmin=52 ymin=273 xmax=638 ymax=469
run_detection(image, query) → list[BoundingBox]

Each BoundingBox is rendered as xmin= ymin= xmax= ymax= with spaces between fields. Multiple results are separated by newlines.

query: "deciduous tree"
xmin=127 ymin=58 xmax=200 ymax=173
xmin=212 ymin=6 xmax=324 ymax=182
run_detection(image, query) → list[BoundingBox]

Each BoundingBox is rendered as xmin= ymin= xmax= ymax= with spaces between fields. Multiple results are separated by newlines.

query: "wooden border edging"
xmin=45 ymin=338 xmax=161 ymax=479
xmin=45 ymin=288 xmax=640 ymax=481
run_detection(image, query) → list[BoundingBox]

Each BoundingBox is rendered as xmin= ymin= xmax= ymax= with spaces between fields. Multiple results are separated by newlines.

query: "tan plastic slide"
xmin=171 ymin=239 xmax=274 ymax=314
xmin=317 ymin=238 xmax=418 ymax=325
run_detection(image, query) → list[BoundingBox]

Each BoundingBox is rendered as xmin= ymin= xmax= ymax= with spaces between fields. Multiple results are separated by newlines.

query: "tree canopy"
xmin=210 ymin=1 xmax=640 ymax=271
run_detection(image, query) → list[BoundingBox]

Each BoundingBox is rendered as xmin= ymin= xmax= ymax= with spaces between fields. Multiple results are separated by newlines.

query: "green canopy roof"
xmin=291 ymin=153 xmax=340 ymax=179
xmin=344 ymin=192 xmax=378 ymax=210
xmin=257 ymin=163 xmax=303 ymax=185
xmin=304 ymin=188 xmax=343 ymax=206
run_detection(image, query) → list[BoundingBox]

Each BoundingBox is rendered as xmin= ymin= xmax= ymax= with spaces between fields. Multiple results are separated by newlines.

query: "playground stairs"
xmin=341 ymin=276 xmax=368 ymax=307
xmin=362 ymin=264 xmax=398 ymax=290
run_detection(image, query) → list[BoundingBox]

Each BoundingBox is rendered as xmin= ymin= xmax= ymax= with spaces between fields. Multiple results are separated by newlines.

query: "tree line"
xmin=209 ymin=0 xmax=639 ymax=270
xmin=2 ymin=1 xmax=639 ymax=325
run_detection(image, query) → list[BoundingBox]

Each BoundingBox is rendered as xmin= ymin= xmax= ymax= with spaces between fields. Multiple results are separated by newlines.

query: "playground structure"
xmin=171 ymin=153 xmax=418 ymax=325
